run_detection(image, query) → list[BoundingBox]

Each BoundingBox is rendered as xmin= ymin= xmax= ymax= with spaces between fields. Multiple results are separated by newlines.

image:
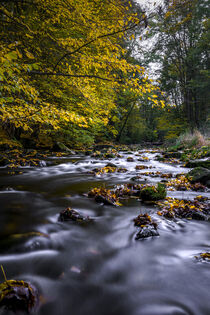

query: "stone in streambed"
xmin=185 ymin=159 xmax=210 ymax=169
xmin=163 ymin=151 xmax=182 ymax=159
xmin=140 ymin=183 xmax=166 ymax=201
xmin=135 ymin=227 xmax=159 ymax=240
xmin=0 ymin=279 xmax=39 ymax=313
xmin=59 ymin=207 xmax=93 ymax=223
xmin=187 ymin=167 xmax=210 ymax=187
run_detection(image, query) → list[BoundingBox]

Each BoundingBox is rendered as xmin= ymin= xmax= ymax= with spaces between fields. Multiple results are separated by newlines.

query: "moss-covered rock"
xmin=187 ymin=167 xmax=210 ymax=187
xmin=163 ymin=151 xmax=182 ymax=159
xmin=185 ymin=159 xmax=210 ymax=169
xmin=0 ymin=279 xmax=39 ymax=313
xmin=140 ymin=183 xmax=166 ymax=201
xmin=59 ymin=207 xmax=93 ymax=223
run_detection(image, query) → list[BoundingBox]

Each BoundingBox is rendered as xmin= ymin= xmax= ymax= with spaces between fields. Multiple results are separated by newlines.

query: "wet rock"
xmin=106 ymin=162 xmax=117 ymax=168
xmin=104 ymin=153 xmax=115 ymax=159
xmin=134 ymin=213 xmax=157 ymax=228
xmin=157 ymin=197 xmax=209 ymax=220
xmin=163 ymin=151 xmax=182 ymax=159
xmin=135 ymin=165 xmax=149 ymax=170
xmin=140 ymin=183 xmax=166 ymax=201
xmin=187 ymin=167 xmax=210 ymax=187
xmin=134 ymin=213 xmax=159 ymax=240
xmin=185 ymin=159 xmax=210 ymax=169
xmin=137 ymin=156 xmax=149 ymax=162
xmin=0 ymin=279 xmax=39 ymax=313
xmin=95 ymin=195 xmax=118 ymax=206
xmin=117 ymin=167 xmax=128 ymax=173
xmin=88 ymin=187 xmax=121 ymax=206
xmin=191 ymin=211 xmax=207 ymax=220
xmin=59 ymin=207 xmax=93 ymax=223
xmin=135 ymin=227 xmax=159 ymax=240
xmin=127 ymin=157 xmax=134 ymax=162
xmin=130 ymin=176 xmax=144 ymax=182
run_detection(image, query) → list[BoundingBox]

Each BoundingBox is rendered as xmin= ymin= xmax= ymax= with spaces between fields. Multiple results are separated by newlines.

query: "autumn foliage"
xmin=0 ymin=0 xmax=164 ymax=146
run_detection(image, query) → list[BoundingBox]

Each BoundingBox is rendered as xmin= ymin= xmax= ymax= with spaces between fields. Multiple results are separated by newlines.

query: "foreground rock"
xmin=0 ymin=278 xmax=39 ymax=313
xmin=140 ymin=183 xmax=167 ymax=201
xmin=187 ymin=167 xmax=210 ymax=187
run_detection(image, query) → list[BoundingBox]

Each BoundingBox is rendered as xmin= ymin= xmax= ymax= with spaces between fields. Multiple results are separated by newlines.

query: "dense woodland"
xmin=0 ymin=0 xmax=209 ymax=149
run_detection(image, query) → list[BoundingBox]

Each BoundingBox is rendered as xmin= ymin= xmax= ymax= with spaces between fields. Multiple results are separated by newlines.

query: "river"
xmin=0 ymin=149 xmax=210 ymax=315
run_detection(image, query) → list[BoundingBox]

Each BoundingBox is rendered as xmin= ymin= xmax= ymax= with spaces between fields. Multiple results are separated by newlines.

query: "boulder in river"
xmin=187 ymin=167 xmax=210 ymax=187
xmin=157 ymin=197 xmax=209 ymax=220
xmin=0 ymin=277 xmax=39 ymax=313
xmin=59 ymin=207 xmax=93 ymax=223
xmin=134 ymin=213 xmax=159 ymax=240
xmin=163 ymin=151 xmax=182 ymax=159
xmin=185 ymin=159 xmax=210 ymax=169
xmin=88 ymin=187 xmax=121 ymax=206
xmin=135 ymin=227 xmax=159 ymax=240
xmin=140 ymin=183 xmax=167 ymax=201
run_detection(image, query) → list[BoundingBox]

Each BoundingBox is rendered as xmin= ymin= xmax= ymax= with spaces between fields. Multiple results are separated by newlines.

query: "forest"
xmin=0 ymin=1 xmax=210 ymax=314
xmin=0 ymin=0 xmax=209 ymax=151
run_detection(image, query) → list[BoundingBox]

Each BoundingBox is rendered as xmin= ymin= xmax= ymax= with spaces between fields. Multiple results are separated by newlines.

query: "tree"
xmin=144 ymin=0 xmax=210 ymax=132
xmin=0 ymin=0 xmax=163 ymax=146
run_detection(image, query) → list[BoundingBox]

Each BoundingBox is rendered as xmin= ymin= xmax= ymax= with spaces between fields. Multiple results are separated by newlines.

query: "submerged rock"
xmin=59 ymin=207 xmax=93 ymax=223
xmin=0 ymin=278 xmax=39 ymax=313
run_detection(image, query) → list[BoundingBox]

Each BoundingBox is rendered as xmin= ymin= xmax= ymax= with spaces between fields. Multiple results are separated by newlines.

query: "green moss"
xmin=140 ymin=183 xmax=167 ymax=201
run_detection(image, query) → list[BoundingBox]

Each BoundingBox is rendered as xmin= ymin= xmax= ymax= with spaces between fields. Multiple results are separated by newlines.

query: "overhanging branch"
xmin=28 ymin=71 xmax=113 ymax=81
xmin=52 ymin=20 xmax=143 ymax=72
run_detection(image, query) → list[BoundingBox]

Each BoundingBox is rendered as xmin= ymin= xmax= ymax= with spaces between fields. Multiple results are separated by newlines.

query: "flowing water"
xmin=0 ymin=150 xmax=210 ymax=315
